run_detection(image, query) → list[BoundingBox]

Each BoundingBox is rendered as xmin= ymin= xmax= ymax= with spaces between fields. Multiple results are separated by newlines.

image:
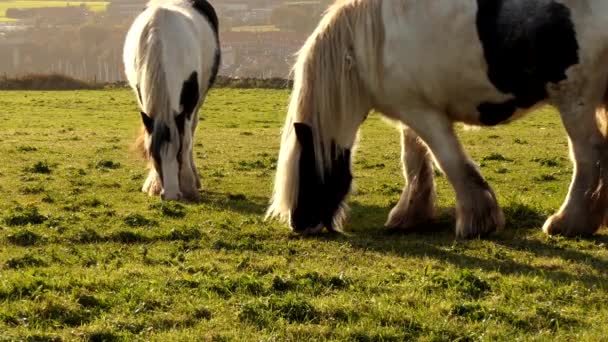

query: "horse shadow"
xmin=304 ymin=201 xmax=608 ymax=286
xmin=197 ymin=190 xmax=268 ymax=215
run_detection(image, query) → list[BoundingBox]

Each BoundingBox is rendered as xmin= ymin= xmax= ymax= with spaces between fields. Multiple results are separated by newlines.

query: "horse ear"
xmin=141 ymin=111 xmax=154 ymax=134
xmin=294 ymin=123 xmax=313 ymax=146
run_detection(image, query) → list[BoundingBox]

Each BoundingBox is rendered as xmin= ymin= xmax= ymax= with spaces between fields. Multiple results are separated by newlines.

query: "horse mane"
xmin=134 ymin=126 xmax=150 ymax=160
xmin=131 ymin=7 xmax=174 ymax=161
xmin=267 ymin=0 xmax=384 ymax=222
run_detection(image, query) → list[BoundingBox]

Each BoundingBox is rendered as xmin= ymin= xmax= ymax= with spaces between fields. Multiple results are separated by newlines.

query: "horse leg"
xmin=543 ymin=101 xmax=608 ymax=236
xmin=142 ymin=166 xmax=162 ymax=196
xmin=179 ymin=150 xmax=201 ymax=202
xmin=402 ymin=111 xmax=504 ymax=238
xmin=179 ymin=132 xmax=201 ymax=202
xmin=190 ymin=113 xmax=202 ymax=190
xmin=385 ymin=125 xmax=436 ymax=230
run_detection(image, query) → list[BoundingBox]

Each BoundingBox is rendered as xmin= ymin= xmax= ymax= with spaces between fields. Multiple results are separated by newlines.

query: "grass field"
xmin=0 ymin=89 xmax=607 ymax=341
xmin=0 ymin=1 xmax=108 ymax=22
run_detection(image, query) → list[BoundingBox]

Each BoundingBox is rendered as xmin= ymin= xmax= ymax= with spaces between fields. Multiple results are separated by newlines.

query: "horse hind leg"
xmin=399 ymin=110 xmax=504 ymax=238
xmin=544 ymin=97 xmax=608 ymax=236
xmin=385 ymin=125 xmax=436 ymax=230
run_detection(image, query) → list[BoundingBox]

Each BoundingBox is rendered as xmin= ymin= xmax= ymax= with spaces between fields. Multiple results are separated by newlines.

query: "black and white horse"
xmin=268 ymin=0 xmax=608 ymax=238
xmin=123 ymin=0 xmax=220 ymax=201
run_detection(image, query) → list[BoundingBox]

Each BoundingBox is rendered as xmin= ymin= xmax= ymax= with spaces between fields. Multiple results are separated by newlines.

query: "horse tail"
xmin=135 ymin=8 xmax=173 ymax=152
xmin=267 ymin=0 xmax=384 ymax=221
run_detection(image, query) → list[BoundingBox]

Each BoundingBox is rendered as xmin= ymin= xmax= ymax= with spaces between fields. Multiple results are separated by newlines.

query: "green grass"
xmin=0 ymin=0 xmax=108 ymax=22
xmin=0 ymin=89 xmax=607 ymax=341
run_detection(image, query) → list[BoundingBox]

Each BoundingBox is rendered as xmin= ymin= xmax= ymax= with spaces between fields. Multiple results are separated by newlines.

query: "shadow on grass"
xmin=198 ymin=190 xmax=268 ymax=215
xmin=305 ymin=201 xmax=608 ymax=286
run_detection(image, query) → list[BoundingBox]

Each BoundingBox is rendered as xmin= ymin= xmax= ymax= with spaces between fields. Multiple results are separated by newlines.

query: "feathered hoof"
xmin=543 ymin=213 xmax=599 ymax=237
xmin=181 ymin=190 xmax=202 ymax=203
xmin=161 ymin=191 xmax=183 ymax=202
xmin=385 ymin=202 xmax=435 ymax=231
xmin=292 ymin=224 xmax=343 ymax=237
xmin=143 ymin=180 xmax=162 ymax=197
xmin=455 ymin=196 xmax=504 ymax=239
xmin=298 ymin=224 xmax=325 ymax=236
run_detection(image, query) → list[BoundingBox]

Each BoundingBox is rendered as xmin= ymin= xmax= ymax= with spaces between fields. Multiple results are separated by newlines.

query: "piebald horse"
xmin=268 ymin=0 xmax=608 ymax=238
xmin=123 ymin=0 xmax=220 ymax=201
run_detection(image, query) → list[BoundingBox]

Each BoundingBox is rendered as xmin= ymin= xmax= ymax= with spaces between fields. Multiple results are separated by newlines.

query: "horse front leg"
xmin=402 ymin=110 xmax=504 ymax=238
xmin=142 ymin=166 xmax=162 ymax=196
xmin=179 ymin=118 xmax=201 ymax=202
xmin=385 ymin=125 xmax=436 ymax=230
xmin=179 ymin=145 xmax=201 ymax=202
xmin=543 ymin=101 xmax=608 ymax=236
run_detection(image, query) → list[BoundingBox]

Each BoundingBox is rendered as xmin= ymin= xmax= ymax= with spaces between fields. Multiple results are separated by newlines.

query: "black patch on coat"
xmin=141 ymin=111 xmax=154 ymax=134
xmin=179 ymin=72 xmax=200 ymax=123
xmin=189 ymin=0 xmax=221 ymax=87
xmin=290 ymin=123 xmax=353 ymax=232
xmin=175 ymin=112 xmax=187 ymax=140
xmin=476 ymin=0 xmax=579 ymax=125
xmin=477 ymin=100 xmax=517 ymax=126
xmin=175 ymin=71 xmax=200 ymax=167
xmin=209 ymin=46 xmax=221 ymax=88
xmin=136 ymin=85 xmax=144 ymax=106
xmin=150 ymin=122 xmax=171 ymax=182
xmin=189 ymin=0 xmax=218 ymax=32
xmin=175 ymin=110 xmax=185 ymax=167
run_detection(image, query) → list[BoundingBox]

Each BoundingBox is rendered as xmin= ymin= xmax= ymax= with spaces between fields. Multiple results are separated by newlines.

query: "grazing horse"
xmin=123 ymin=0 xmax=220 ymax=201
xmin=268 ymin=0 xmax=608 ymax=238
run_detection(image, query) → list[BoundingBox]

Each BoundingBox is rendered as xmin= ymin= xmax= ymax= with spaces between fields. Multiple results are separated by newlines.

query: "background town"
xmin=0 ymin=0 xmax=332 ymax=82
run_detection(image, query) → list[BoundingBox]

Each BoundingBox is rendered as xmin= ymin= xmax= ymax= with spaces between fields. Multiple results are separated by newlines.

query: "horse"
xmin=267 ymin=0 xmax=608 ymax=238
xmin=123 ymin=0 xmax=220 ymax=201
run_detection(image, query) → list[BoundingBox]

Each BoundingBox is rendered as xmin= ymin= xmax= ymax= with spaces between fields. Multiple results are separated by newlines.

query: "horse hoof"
xmin=385 ymin=208 xmax=434 ymax=231
xmin=181 ymin=191 xmax=202 ymax=203
xmin=161 ymin=191 xmax=183 ymax=202
xmin=385 ymin=208 xmax=412 ymax=230
xmin=143 ymin=183 xmax=162 ymax=196
xmin=543 ymin=214 xmax=563 ymax=236
xmin=543 ymin=214 xmax=598 ymax=237
xmin=455 ymin=199 xmax=504 ymax=239
xmin=297 ymin=224 xmax=324 ymax=236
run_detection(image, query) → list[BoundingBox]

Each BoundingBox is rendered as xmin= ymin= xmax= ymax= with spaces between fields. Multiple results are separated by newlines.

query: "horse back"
xmin=378 ymin=0 xmax=608 ymax=126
